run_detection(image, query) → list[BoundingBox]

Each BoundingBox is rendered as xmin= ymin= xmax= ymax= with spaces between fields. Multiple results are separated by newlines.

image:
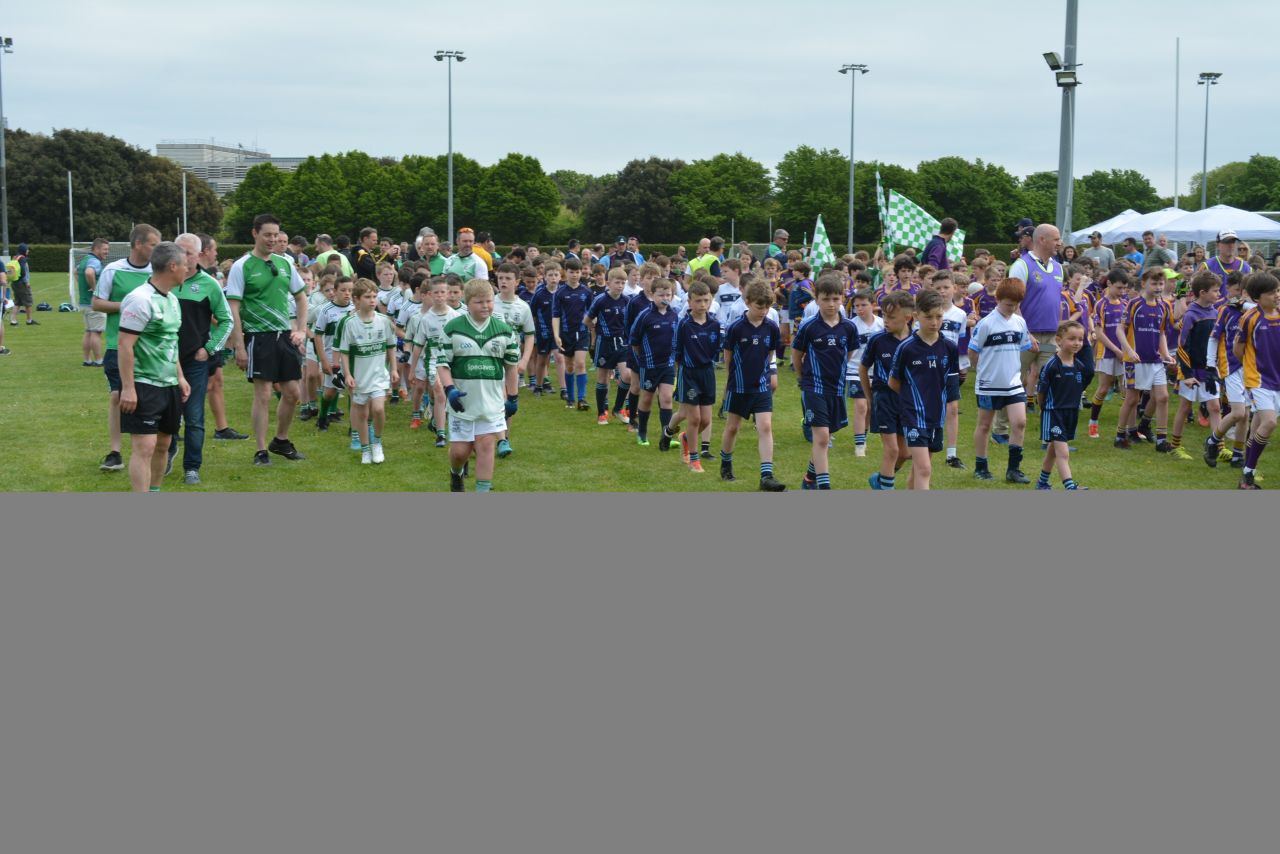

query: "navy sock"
xmin=806 ymin=461 xmax=816 ymax=479
xmin=816 ymin=473 xmax=831 ymax=489
xmin=760 ymin=461 xmax=773 ymax=478
xmin=659 ymin=407 xmax=672 ymax=434
xmin=1063 ymin=478 xmax=1078 ymax=490
xmin=975 ymin=455 xmax=988 ymax=471
xmin=614 ymin=382 xmax=629 ymax=412
xmin=1008 ymin=444 xmax=1023 ymax=471
xmin=627 ymin=393 xmax=639 ymax=422
xmin=880 ymin=473 xmax=895 ymax=489
xmin=638 ymin=410 xmax=650 ymax=438
xmin=596 ymin=383 xmax=608 ymax=415
xmin=854 ymin=433 xmax=866 ymax=446
xmin=721 ymin=451 xmax=733 ymax=463
xmin=1038 ymin=470 xmax=1051 ymax=486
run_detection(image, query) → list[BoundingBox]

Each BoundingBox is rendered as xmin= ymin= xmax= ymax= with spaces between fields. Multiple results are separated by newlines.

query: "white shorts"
xmin=83 ymin=308 xmax=106 ymax=332
xmin=1225 ymin=370 xmax=1247 ymax=405
xmin=1249 ymin=387 xmax=1280 ymax=414
xmin=1125 ymin=362 xmax=1167 ymax=391
xmin=351 ymin=387 xmax=389 ymax=406
xmin=305 ymin=339 xmax=318 ymax=363
xmin=1096 ymin=356 xmax=1125 ymax=378
xmin=414 ymin=360 xmax=428 ymax=383
xmin=322 ymin=372 xmax=342 ymax=391
xmin=959 ymin=354 xmax=971 ymax=372
xmin=1178 ymin=380 xmax=1219 ymax=404
xmin=449 ymin=413 xmax=507 ymax=443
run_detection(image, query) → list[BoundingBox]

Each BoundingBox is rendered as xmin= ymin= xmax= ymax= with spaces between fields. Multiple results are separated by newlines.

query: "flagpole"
xmin=181 ymin=172 xmax=188 ymax=234
xmin=67 ymin=170 xmax=74 ymax=244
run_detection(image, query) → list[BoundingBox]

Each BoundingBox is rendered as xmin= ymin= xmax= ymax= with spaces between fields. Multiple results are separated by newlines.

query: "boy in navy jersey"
xmin=622 ymin=274 xmax=654 ymax=432
xmin=792 ymin=275 xmax=859 ymax=489
xmin=529 ymin=262 xmax=561 ymax=396
xmin=786 ymin=260 xmax=814 ymax=327
xmin=587 ymin=267 xmax=632 ymax=425
xmin=720 ymin=281 xmax=787 ymax=490
xmin=662 ymin=281 xmax=720 ymax=471
xmin=1036 ymin=320 xmax=1089 ymax=489
xmin=862 ymin=291 xmax=915 ymax=489
xmin=1115 ymin=267 xmax=1175 ymax=451
xmin=629 ymin=280 xmax=678 ymax=446
xmin=889 ymin=290 xmax=958 ymax=490
xmin=1169 ymin=272 xmax=1223 ymax=458
xmin=847 ymin=289 xmax=884 ymax=457
xmin=553 ymin=257 xmax=593 ymax=410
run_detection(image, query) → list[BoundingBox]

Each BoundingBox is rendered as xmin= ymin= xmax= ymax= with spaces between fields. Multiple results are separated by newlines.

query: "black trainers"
xmin=1239 ymin=472 xmax=1261 ymax=490
xmin=700 ymin=449 xmax=713 ymax=460
xmin=1005 ymin=469 xmax=1031 ymax=484
xmin=317 ymin=415 xmax=329 ymax=431
xmin=268 ymin=437 xmax=306 ymax=461
xmin=435 ymin=433 xmax=447 ymax=448
xmin=450 ymin=471 xmax=465 ymax=492
xmin=759 ymin=475 xmax=786 ymax=492
xmin=99 ymin=450 xmax=124 ymax=471
xmin=1203 ymin=437 xmax=1219 ymax=468
xmin=658 ymin=430 xmax=673 ymax=452
xmin=1230 ymin=456 xmax=1246 ymax=468
xmin=1154 ymin=441 xmax=1173 ymax=453
xmin=973 ymin=469 xmax=994 ymax=481
xmin=298 ymin=407 xmax=317 ymax=421
xmin=720 ymin=461 xmax=735 ymax=481
xmin=214 ymin=427 xmax=248 ymax=440
xmin=253 ymin=450 xmax=271 ymax=466
xmin=945 ymin=456 xmax=966 ymax=470
xmin=1114 ymin=437 xmax=1132 ymax=450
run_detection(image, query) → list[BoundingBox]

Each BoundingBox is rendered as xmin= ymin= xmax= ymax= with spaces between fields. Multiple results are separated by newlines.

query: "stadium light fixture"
xmin=1197 ymin=72 xmax=1222 ymax=210
xmin=1049 ymin=0 xmax=1079 ymax=236
xmin=1043 ymin=52 xmax=1063 ymax=71
xmin=436 ymin=51 xmax=466 ymax=242
xmin=837 ymin=63 xmax=869 ymax=252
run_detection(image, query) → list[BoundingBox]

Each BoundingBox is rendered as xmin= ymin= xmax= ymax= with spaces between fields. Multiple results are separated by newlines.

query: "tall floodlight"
xmin=838 ymin=63 xmax=869 ymax=251
xmin=435 ymin=50 xmax=466 ymax=243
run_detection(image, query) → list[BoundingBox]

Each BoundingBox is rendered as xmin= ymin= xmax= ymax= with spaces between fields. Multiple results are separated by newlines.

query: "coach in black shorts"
xmin=226 ymin=214 xmax=309 ymax=466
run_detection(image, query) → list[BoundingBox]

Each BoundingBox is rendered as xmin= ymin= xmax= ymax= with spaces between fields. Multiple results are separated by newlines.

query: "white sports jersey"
xmin=494 ymin=296 xmax=535 ymax=338
xmin=714 ymin=282 xmax=742 ymax=330
xmin=969 ymin=310 xmax=1032 ymax=395
xmin=396 ymin=298 xmax=423 ymax=331
xmin=313 ymin=300 xmax=355 ymax=362
xmin=848 ymin=314 xmax=885 ymax=381
xmin=338 ymin=312 xmax=395 ymax=394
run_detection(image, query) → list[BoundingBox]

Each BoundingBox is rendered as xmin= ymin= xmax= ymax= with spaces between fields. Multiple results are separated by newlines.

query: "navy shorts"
xmin=945 ymin=373 xmax=961 ymax=403
xmin=638 ymin=366 xmax=675 ymax=391
xmin=846 ymin=378 xmax=865 ymax=400
xmin=801 ymin=389 xmax=848 ymax=433
xmin=977 ymin=392 xmax=1027 ymax=410
xmin=594 ymin=336 xmax=628 ymax=368
xmin=871 ymin=389 xmax=903 ymax=434
xmin=676 ymin=365 xmax=718 ymax=406
xmin=903 ymin=424 xmax=944 ymax=451
xmin=1041 ymin=407 xmax=1079 ymax=443
xmin=535 ymin=333 xmax=555 ymax=355
xmin=103 ymin=348 xmax=122 ymax=393
xmin=560 ymin=326 xmax=588 ymax=355
xmin=723 ymin=390 xmax=773 ymax=418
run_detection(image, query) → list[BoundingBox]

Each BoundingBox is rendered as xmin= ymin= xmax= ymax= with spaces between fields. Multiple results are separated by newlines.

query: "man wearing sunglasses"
xmin=442 ymin=227 xmax=489 ymax=282
xmin=226 ymin=213 xmax=310 ymax=466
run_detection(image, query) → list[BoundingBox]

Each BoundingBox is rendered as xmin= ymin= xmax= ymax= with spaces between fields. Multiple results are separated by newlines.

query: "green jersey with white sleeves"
xmin=118 ymin=282 xmax=182 ymax=387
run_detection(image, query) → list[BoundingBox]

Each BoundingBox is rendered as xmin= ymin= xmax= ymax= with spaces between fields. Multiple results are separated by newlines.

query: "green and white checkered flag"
xmin=810 ymin=214 xmax=836 ymax=274
xmin=876 ymin=171 xmax=892 ymax=253
xmin=886 ymin=190 xmax=966 ymax=262
xmin=948 ymin=228 xmax=966 ymax=263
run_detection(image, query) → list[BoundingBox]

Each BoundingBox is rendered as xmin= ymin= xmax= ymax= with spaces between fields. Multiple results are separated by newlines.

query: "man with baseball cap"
xmin=602 ymin=237 xmax=637 ymax=270
xmin=1008 ymin=218 xmax=1034 ymax=262
xmin=1199 ymin=229 xmax=1252 ymax=299
xmin=1081 ymin=231 xmax=1116 ymax=269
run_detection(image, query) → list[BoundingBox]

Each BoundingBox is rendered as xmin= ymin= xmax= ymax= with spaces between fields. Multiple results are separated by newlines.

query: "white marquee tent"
xmin=1098 ymin=207 xmax=1188 ymax=243
xmin=1068 ymin=209 xmax=1140 ymax=244
xmin=1157 ymin=205 xmax=1280 ymax=246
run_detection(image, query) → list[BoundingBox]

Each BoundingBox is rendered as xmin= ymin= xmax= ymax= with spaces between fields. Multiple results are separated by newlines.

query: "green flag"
xmin=810 ymin=214 xmax=836 ymax=275
xmin=886 ymin=190 xmax=965 ymax=262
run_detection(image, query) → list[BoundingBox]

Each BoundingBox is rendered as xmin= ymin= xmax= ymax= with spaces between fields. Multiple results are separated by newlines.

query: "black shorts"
xmin=560 ymin=326 xmax=588 ymax=355
xmin=535 ymin=333 xmax=555 ymax=355
xmin=903 ymin=424 xmax=944 ymax=451
xmin=871 ymin=389 xmax=903 ymax=434
xmin=1041 ymin=407 xmax=1079 ymax=443
xmin=594 ymin=336 xmax=628 ymax=368
xmin=209 ymin=349 xmax=226 ymax=371
xmin=945 ymin=373 xmax=961 ymax=403
xmin=121 ymin=382 xmax=182 ymax=435
xmin=103 ymin=348 xmax=122 ymax=393
xmin=676 ymin=365 xmax=718 ymax=406
xmin=245 ymin=330 xmax=303 ymax=384
xmin=624 ymin=348 xmax=640 ymax=372
xmin=846 ymin=378 xmax=865 ymax=400
xmin=801 ymin=389 xmax=848 ymax=433
xmin=723 ymin=390 xmax=773 ymax=418
xmin=638 ymin=366 xmax=675 ymax=391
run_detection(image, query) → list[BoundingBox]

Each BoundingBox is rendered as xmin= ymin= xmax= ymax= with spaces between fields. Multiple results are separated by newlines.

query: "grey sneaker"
xmin=184 ymin=470 xmax=201 ymax=485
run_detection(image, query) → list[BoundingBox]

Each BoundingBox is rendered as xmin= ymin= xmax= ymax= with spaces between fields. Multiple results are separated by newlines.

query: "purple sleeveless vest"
xmin=1018 ymin=251 xmax=1064 ymax=333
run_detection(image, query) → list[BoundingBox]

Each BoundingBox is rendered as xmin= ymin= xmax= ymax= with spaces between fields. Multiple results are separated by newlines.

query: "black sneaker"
xmin=658 ymin=430 xmax=673 ymax=452
xmin=1005 ymin=469 xmax=1031 ymax=484
xmin=720 ymin=461 xmax=735 ymax=481
xmin=100 ymin=450 xmax=124 ymax=471
xmin=1230 ymin=456 xmax=1245 ymax=468
xmin=317 ymin=415 xmax=329 ymax=432
xmin=1154 ymin=441 xmax=1173 ymax=453
xmin=253 ymin=450 xmax=271 ymax=466
xmin=214 ymin=427 xmax=249 ymax=440
xmin=759 ymin=475 xmax=787 ymax=492
xmin=268 ymin=437 xmax=306 ymax=461
xmin=298 ymin=407 xmax=317 ymax=421
xmin=700 ymin=449 xmax=714 ymax=460
xmin=1203 ymin=437 xmax=1219 ymax=468
xmin=1114 ymin=437 xmax=1132 ymax=450
xmin=435 ymin=433 xmax=447 ymax=448
xmin=330 ymin=408 xmax=344 ymax=420
xmin=1239 ymin=472 xmax=1261 ymax=490
xmin=945 ymin=456 xmax=966 ymax=470
xmin=973 ymin=469 xmax=994 ymax=481
xmin=542 ymin=380 xmax=553 ymax=393
xmin=450 ymin=471 xmax=465 ymax=492
xmin=560 ymin=388 xmax=569 ymax=401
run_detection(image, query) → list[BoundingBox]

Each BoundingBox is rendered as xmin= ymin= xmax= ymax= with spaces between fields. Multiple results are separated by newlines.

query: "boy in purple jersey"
xmin=663 ymin=281 xmax=720 ymax=472
xmin=1232 ymin=272 xmax=1280 ymax=489
xmin=863 ymin=292 xmax=915 ymax=490
xmin=528 ymin=262 xmax=561 ymax=395
xmin=1169 ymin=272 xmax=1223 ymax=458
xmin=973 ymin=265 xmax=1001 ymax=321
xmin=792 ymin=276 xmax=859 ymax=490
xmin=1087 ymin=269 xmax=1132 ymax=437
xmin=1204 ymin=277 xmax=1251 ymax=467
xmin=1035 ymin=320 xmax=1089 ymax=490
xmin=889 ymin=290 xmax=958 ymax=490
xmin=553 ymin=258 xmax=593 ymax=410
xmin=719 ymin=281 xmax=787 ymax=490
xmin=629 ymin=280 xmax=678 ymax=446
xmin=587 ymin=267 xmax=632 ymax=425
xmin=1115 ymin=268 xmax=1175 ymax=451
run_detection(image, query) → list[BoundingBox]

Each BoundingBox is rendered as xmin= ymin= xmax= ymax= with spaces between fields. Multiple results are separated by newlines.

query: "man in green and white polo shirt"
xmin=117 ymin=242 xmax=190 ymax=493
xmin=92 ymin=223 xmax=161 ymax=473
xmin=442 ymin=227 xmax=490 ymax=282
xmin=226 ymin=213 xmax=309 ymax=466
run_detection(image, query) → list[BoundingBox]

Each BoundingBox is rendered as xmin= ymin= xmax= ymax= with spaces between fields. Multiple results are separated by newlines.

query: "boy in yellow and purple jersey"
xmin=1115 ymin=268 xmax=1175 ymax=451
xmin=1232 ymin=272 xmax=1280 ymax=489
xmin=1087 ymin=269 xmax=1132 ymax=437
xmin=1204 ymin=277 xmax=1251 ymax=467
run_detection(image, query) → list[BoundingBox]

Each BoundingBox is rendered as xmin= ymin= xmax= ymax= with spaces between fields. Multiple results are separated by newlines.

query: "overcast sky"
xmin=3 ymin=0 xmax=1274 ymax=200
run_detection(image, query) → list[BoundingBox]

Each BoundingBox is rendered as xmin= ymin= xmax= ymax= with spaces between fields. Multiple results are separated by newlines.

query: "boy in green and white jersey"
xmin=311 ymin=277 xmax=355 ymax=432
xmin=492 ymin=263 xmax=536 ymax=458
xmin=300 ymin=268 xmax=329 ymax=420
xmin=411 ymin=278 xmax=463 ymax=448
xmin=339 ymin=279 xmax=398 ymax=465
xmin=436 ymin=279 xmax=521 ymax=492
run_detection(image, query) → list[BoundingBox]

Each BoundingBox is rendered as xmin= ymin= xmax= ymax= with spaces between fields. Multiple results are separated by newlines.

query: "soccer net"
xmin=68 ymin=243 xmax=133 ymax=308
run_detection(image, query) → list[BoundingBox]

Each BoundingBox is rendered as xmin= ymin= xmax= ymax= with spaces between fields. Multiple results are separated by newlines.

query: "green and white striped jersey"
xmin=118 ymin=282 xmax=181 ymax=387
xmin=339 ymin=312 xmax=395 ymax=394
xmin=95 ymin=257 xmax=153 ymax=350
xmin=225 ymin=253 xmax=306 ymax=333
xmin=435 ymin=313 xmax=519 ymax=421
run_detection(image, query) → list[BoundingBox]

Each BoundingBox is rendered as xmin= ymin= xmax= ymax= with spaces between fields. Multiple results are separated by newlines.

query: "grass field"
xmin=0 ymin=271 xmax=1259 ymax=492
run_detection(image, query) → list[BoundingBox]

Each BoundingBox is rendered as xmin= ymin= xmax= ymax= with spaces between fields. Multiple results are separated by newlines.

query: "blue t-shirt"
xmin=724 ymin=316 xmax=784 ymax=394
xmin=552 ymin=284 xmax=591 ymax=332
xmin=787 ymin=279 xmax=814 ymax=322
xmin=674 ymin=314 xmax=721 ymax=368
xmin=793 ymin=314 xmax=859 ymax=395
xmin=587 ymin=292 xmax=629 ymax=339
xmin=530 ymin=284 xmax=557 ymax=339
xmin=1037 ymin=354 xmax=1088 ymax=410
xmin=624 ymin=291 xmax=652 ymax=335
xmin=630 ymin=306 xmax=678 ymax=370
xmin=890 ymin=333 xmax=958 ymax=430
xmin=861 ymin=330 xmax=910 ymax=392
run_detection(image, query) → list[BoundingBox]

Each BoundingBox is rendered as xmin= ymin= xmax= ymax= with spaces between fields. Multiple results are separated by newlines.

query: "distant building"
xmin=157 ymin=141 xmax=305 ymax=197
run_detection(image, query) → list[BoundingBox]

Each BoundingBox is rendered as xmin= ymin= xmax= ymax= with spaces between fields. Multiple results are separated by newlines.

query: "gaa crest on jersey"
xmin=190 ymin=282 xmax=201 ymax=293
xmin=1051 ymin=425 xmax=1063 ymax=436
xmin=906 ymin=427 xmax=921 ymax=442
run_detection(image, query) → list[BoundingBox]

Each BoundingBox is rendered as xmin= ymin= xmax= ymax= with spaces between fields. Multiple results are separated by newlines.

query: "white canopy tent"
xmin=1157 ymin=205 xmax=1280 ymax=246
xmin=1068 ymin=209 xmax=1140 ymax=244
xmin=1099 ymin=207 xmax=1187 ymax=243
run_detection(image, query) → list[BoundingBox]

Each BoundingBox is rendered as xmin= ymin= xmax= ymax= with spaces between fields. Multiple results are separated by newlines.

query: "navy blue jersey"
xmin=674 ymin=313 xmax=721 ymax=368
xmin=530 ymin=284 xmax=557 ymax=338
xmin=630 ymin=306 xmax=679 ymax=370
xmin=890 ymin=334 xmax=958 ymax=430
xmin=861 ymin=330 xmax=911 ymax=392
xmin=724 ymin=316 xmax=784 ymax=394
xmin=793 ymin=314 xmax=859 ymax=395
xmin=1036 ymin=355 xmax=1087 ymax=410
xmin=552 ymin=284 xmax=591 ymax=332
xmin=516 ymin=283 xmax=533 ymax=304
xmin=624 ymin=291 xmax=652 ymax=335
xmin=587 ymin=292 xmax=629 ymax=338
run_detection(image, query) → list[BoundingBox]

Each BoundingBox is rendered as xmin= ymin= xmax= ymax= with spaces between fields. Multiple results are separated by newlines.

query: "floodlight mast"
xmin=838 ymin=63 xmax=869 ymax=251
xmin=435 ymin=50 xmax=466 ymax=242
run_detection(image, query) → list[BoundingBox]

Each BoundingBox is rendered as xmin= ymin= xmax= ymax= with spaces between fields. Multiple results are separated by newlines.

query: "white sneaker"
xmin=854 ymin=444 xmax=867 ymax=457
xmin=361 ymin=447 xmax=372 ymax=465
xmin=371 ymin=443 xmax=385 ymax=464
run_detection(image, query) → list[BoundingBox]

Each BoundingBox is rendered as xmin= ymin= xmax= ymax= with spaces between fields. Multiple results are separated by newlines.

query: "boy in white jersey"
xmin=926 ymin=271 xmax=970 ymax=469
xmin=311 ymin=277 xmax=354 ymax=432
xmin=402 ymin=277 xmax=432 ymax=429
xmin=846 ymin=289 xmax=884 ymax=456
xmin=969 ymin=278 xmax=1034 ymax=484
xmin=339 ymin=279 xmax=397 ymax=464
xmin=493 ymin=263 xmax=536 ymax=458
xmin=411 ymin=278 xmax=463 ymax=448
